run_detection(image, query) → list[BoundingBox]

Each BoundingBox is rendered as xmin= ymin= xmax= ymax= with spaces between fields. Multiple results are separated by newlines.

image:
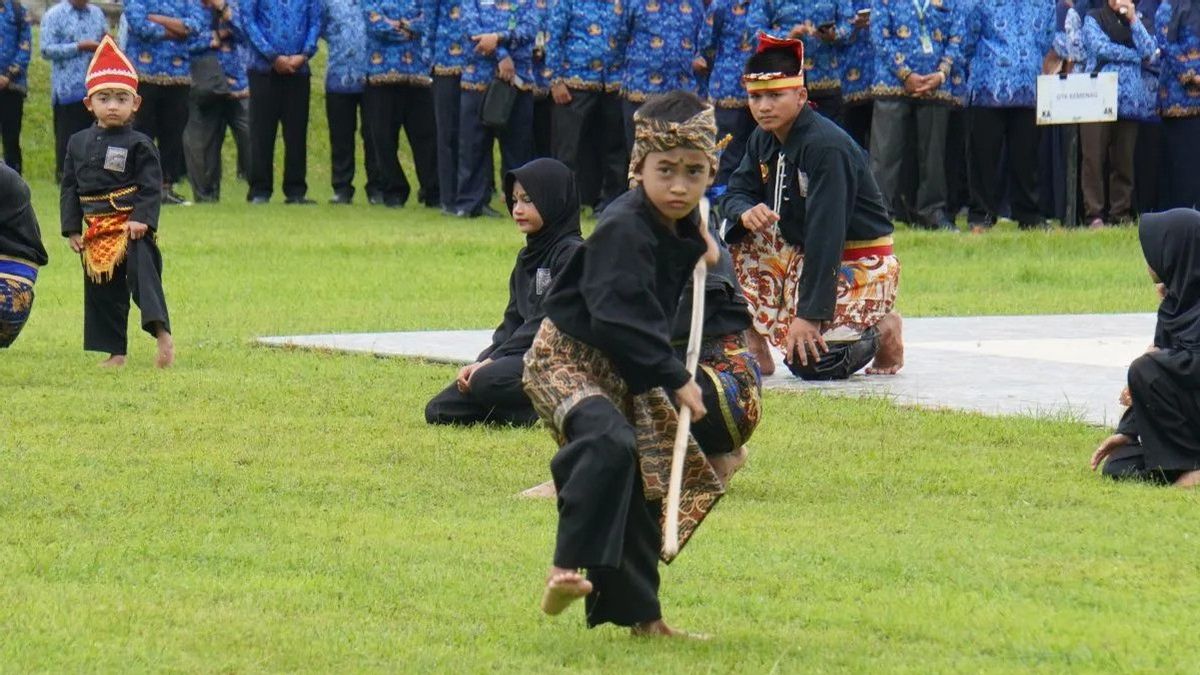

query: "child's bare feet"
xmin=866 ymin=312 xmax=904 ymax=375
xmin=541 ymin=567 xmax=592 ymax=615
xmin=747 ymin=330 xmax=775 ymax=376
xmin=631 ymin=619 xmax=709 ymax=639
xmin=155 ymin=327 xmax=174 ymax=369
xmin=99 ymin=354 xmax=126 ymax=368
xmin=709 ymin=445 xmax=748 ymax=487
xmin=1175 ymin=470 xmax=1200 ymax=488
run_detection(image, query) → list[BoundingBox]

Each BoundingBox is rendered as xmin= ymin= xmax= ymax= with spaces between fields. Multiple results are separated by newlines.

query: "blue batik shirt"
xmin=966 ymin=0 xmax=1054 ymax=108
xmin=239 ymin=0 xmax=322 ymax=74
xmin=542 ymin=0 xmax=622 ymax=91
xmin=531 ymin=0 xmax=550 ymax=94
xmin=323 ymin=0 xmax=368 ymax=93
xmin=363 ymin=0 xmax=432 ymax=85
xmin=750 ymin=0 xmax=855 ymax=92
xmin=124 ymin=0 xmax=207 ymax=85
xmin=1083 ymin=12 xmax=1158 ymax=120
xmin=614 ymin=0 xmax=706 ymax=102
xmin=869 ymin=0 xmax=966 ymax=105
xmin=40 ymin=1 xmax=107 ymax=105
xmin=841 ymin=0 xmax=875 ymax=104
xmin=430 ymin=0 xmax=469 ymax=75
xmin=187 ymin=2 xmax=250 ymax=97
xmin=0 ymin=1 xmax=31 ymax=95
xmin=1156 ymin=1 xmax=1200 ymax=118
xmin=460 ymin=0 xmax=535 ymax=91
xmin=698 ymin=0 xmax=756 ymax=108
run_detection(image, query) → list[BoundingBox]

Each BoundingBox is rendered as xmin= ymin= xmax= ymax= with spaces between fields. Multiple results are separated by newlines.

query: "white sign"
xmin=1037 ymin=73 xmax=1119 ymax=125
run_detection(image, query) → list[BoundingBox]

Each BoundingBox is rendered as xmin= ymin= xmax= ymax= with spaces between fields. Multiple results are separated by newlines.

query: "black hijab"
xmin=1091 ymin=1 xmax=1134 ymax=47
xmin=1168 ymin=0 xmax=1200 ymax=41
xmin=1140 ymin=209 xmax=1200 ymax=351
xmin=503 ymin=158 xmax=583 ymax=273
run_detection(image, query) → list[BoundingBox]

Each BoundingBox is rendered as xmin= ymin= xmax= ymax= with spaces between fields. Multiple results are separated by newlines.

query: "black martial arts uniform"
xmin=425 ymin=158 xmax=583 ymax=426
xmin=61 ymin=124 xmax=170 ymax=356
xmin=0 ymin=163 xmax=47 ymax=348
xmin=537 ymin=185 xmax=707 ymax=628
xmin=1102 ymin=209 xmax=1200 ymax=483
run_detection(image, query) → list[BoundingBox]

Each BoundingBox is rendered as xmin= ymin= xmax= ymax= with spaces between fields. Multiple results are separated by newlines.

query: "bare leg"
xmin=631 ymin=619 xmax=709 ymax=639
xmin=541 ymin=566 xmax=593 ymax=615
xmin=154 ymin=322 xmax=174 ymax=369
xmin=708 ymin=445 xmax=748 ymax=488
xmin=866 ymin=312 xmax=904 ymax=375
xmin=99 ymin=354 xmax=126 ymax=368
xmin=746 ymin=329 xmax=775 ymax=376
xmin=1174 ymin=470 xmax=1200 ymax=488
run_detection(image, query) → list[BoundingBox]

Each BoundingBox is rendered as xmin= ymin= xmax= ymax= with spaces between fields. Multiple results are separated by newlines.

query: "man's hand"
xmin=497 ymin=56 xmax=516 ymax=82
xmin=912 ymin=72 xmax=945 ymax=95
xmin=551 ymin=81 xmax=572 ymax=104
xmin=783 ymin=317 xmax=828 ymax=367
xmin=674 ymin=378 xmax=707 ymax=421
xmin=68 ymin=233 xmax=84 ymax=253
xmin=1118 ymin=386 xmax=1132 ymax=407
xmin=903 ymin=73 xmax=926 ymax=94
xmin=852 ymin=12 xmax=870 ymax=29
xmin=816 ymin=24 xmax=837 ymax=43
xmin=288 ymin=55 xmax=307 ymax=70
xmin=1114 ymin=0 xmax=1136 ymax=21
xmin=0 ymin=76 xmax=10 ymax=90
xmin=739 ymin=203 xmax=780 ymax=233
xmin=77 ymin=39 xmax=100 ymax=52
xmin=788 ymin=22 xmax=814 ymax=38
xmin=472 ymin=32 xmax=501 ymax=55
xmin=273 ymin=55 xmax=295 ymax=74
xmin=1156 ymin=282 xmax=1167 ymax=300
xmin=1091 ymin=433 xmax=1133 ymax=471
xmin=128 ymin=221 xmax=150 ymax=240
xmin=692 ymin=56 xmax=708 ymax=73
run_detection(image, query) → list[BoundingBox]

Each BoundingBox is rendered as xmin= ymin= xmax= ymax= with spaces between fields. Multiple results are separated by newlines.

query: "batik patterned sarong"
xmin=695 ymin=333 xmax=762 ymax=452
xmin=523 ymin=319 xmax=724 ymax=563
xmin=731 ymin=226 xmax=901 ymax=347
xmin=0 ymin=256 xmax=37 ymax=348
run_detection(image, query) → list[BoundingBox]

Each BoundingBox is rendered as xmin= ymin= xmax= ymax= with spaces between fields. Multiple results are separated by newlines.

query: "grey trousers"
xmin=183 ymin=95 xmax=250 ymax=202
xmin=869 ymin=98 xmax=950 ymax=226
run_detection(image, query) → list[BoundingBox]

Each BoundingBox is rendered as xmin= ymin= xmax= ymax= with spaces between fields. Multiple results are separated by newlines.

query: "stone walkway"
xmin=258 ymin=313 xmax=1156 ymax=426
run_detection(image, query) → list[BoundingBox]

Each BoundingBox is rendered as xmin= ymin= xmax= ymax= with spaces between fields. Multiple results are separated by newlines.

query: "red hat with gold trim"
xmin=742 ymin=31 xmax=805 ymax=92
xmin=86 ymin=35 xmax=138 ymax=97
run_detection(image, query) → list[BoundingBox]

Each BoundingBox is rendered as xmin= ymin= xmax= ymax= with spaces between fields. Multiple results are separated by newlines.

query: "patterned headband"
xmin=627 ymin=105 xmax=719 ymax=186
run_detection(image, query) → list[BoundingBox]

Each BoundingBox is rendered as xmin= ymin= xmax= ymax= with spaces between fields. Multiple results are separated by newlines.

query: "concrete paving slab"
xmin=258 ymin=313 xmax=1157 ymax=426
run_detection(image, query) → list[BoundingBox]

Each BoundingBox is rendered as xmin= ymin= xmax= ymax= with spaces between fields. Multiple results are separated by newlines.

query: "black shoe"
xmin=478 ymin=204 xmax=504 ymax=218
xmin=248 ymin=195 xmax=270 ymax=204
xmin=384 ymin=198 xmax=406 ymax=209
xmin=367 ymin=193 xmax=385 ymax=206
xmin=1018 ymin=219 xmax=1048 ymax=230
xmin=440 ymin=206 xmax=458 ymax=217
xmin=284 ymin=196 xmax=316 ymax=205
xmin=163 ymin=189 xmax=192 ymax=206
xmin=454 ymin=209 xmax=470 ymax=218
xmin=329 ymin=191 xmax=353 ymax=205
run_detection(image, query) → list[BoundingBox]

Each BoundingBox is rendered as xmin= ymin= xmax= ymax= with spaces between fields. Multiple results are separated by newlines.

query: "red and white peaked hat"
xmin=86 ymin=35 xmax=138 ymax=97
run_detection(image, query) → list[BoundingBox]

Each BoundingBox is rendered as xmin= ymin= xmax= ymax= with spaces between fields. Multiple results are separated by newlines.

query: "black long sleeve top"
xmin=478 ymin=236 xmax=583 ymax=361
xmin=60 ymin=124 xmax=163 ymax=236
xmin=0 ymin=163 xmax=47 ymax=266
xmin=718 ymin=107 xmax=893 ymax=322
xmin=542 ymin=186 xmax=708 ymax=394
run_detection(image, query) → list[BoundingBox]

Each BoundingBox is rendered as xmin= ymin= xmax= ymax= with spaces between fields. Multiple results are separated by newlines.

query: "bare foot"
xmin=519 ymin=480 xmax=557 ymax=499
xmin=155 ymin=328 xmax=175 ymax=369
xmin=1174 ymin=470 xmax=1200 ymax=488
xmin=541 ymin=567 xmax=592 ymax=615
xmin=746 ymin=330 xmax=775 ymax=376
xmin=99 ymin=354 xmax=126 ymax=368
xmin=631 ymin=619 xmax=709 ymax=640
xmin=709 ymin=445 xmax=748 ymax=488
xmin=866 ymin=312 xmax=904 ymax=375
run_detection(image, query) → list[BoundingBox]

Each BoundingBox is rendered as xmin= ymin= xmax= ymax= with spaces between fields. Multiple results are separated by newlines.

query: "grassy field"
xmin=5 ymin=34 xmax=1196 ymax=674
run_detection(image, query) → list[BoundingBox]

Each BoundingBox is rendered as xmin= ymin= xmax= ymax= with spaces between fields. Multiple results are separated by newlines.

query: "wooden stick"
xmin=663 ymin=200 xmax=710 ymax=557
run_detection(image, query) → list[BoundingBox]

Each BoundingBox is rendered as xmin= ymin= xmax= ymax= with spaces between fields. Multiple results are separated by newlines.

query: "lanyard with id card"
xmin=911 ymin=0 xmax=934 ymax=55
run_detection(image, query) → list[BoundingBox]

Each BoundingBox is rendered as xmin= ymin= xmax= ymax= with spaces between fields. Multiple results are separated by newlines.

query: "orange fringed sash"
xmin=82 ymin=213 xmax=130 ymax=283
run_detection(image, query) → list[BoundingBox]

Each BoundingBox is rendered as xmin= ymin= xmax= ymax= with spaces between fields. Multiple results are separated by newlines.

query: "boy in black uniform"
xmin=0 ymin=163 xmax=47 ymax=348
xmin=62 ymin=36 xmax=174 ymax=368
xmin=522 ymin=91 xmax=724 ymax=637
xmin=718 ymin=33 xmax=903 ymax=380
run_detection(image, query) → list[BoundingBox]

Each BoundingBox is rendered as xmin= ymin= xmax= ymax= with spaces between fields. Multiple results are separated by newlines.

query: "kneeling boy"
xmin=0 ymin=163 xmax=47 ymax=348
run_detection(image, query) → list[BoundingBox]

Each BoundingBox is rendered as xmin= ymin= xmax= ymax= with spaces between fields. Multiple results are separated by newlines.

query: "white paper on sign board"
xmin=1036 ymin=73 xmax=1119 ymax=125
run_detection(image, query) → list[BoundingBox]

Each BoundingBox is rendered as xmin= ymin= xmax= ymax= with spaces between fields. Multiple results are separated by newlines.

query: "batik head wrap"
xmin=742 ymin=32 xmax=806 ymax=92
xmin=627 ymin=103 xmax=719 ymax=186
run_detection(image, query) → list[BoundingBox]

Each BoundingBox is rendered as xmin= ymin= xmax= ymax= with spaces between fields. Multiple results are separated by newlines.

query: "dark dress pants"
xmin=1103 ymin=353 xmax=1200 ymax=483
xmin=0 ymin=89 xmax=23 ymax=174
xmin=364 ymin=82 xmax=439 ymax=207
xmin=714 ymin=106 xmax=756 ymax=188
xmin=1080 ymin=119 xmax=1138 ymax=222
xmin=432 ymin=74 xmax=462 ymax=210
xmin=552 ymin=396 xmax=663 ymax=628
xmin=455 ymin=88 xmax=533 ymax=215
xmin=945 ymin=106 xmax=970 ymax=217
xmin=551 ymin=89 xmax=627 ymax=209
xmin=1162 ymin=115 xmax=1200 ymax=209
xmin=55 ymin=102 xmax=94 ymax=182
xmin=184 ymin=95 xmax=250 ymax=202
xmin=533 ymin=93 xmax=552 ymax=158
xmin=424 ymin=354 xmax=539 ymax=426
xmin=843 ymin=100 xmax=873 ymax=150
xmin=247 ymin=71 xmax=310 ymax=201
xmin=1134 ymin=120 xmax=1164 ymax=213
xmin=870 ymin=98 xmax=950 ymax=226
xmin=326 ymin=91 xmax=383 ymax=201
xmin=622 ymin=98 xmax=640 ymax=155
xmin=967 ymin=106 xmax=1041 ymax=227
xmin=83 ymin=237 xmax=170 ymax=356
xmin=808 ymin=89 xmax=844 ymax=126
xmin=135 ymin=83 xmax=190 ymax=185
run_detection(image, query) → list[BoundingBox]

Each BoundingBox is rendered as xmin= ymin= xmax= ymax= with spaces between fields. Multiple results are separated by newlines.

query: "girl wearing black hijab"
xmin=1092 ymin=208 xmax=1200 ymax=485
xmin=425 ymin=158 xmax=584 ymax=426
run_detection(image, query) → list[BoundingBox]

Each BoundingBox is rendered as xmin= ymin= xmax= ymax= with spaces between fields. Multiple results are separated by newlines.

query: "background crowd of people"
xmin=0 ymin=0 xmax=1196 ymax=226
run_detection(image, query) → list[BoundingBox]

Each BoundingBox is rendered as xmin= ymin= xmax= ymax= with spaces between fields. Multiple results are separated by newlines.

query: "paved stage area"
xmin=258 ymin=313 xmax=1156 ymax=426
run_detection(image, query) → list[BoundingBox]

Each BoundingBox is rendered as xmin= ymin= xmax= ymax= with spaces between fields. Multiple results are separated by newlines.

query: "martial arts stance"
xmin=0 ymin=163 xmax=46 ymax=347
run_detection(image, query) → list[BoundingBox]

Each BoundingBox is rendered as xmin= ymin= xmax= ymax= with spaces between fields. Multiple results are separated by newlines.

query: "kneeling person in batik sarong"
xmin=522 ymin=91 xmax=725 ymax=637
xmin=0 ymin=163 xmax=48 ymax=348
xmin=718 ymin=33 xmax=903 ymax=380
xmin=425 ymin=158 xmax=584 ymax=426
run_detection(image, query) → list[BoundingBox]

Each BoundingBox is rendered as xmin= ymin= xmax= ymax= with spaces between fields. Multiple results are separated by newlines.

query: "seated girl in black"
xmin=1092 ymin=209 xmax=1200 ymax=486
xmin=425 ymin=158 xmax=583 ymax=426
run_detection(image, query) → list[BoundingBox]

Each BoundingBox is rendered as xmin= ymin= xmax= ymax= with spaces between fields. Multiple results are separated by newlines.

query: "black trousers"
xmin=83 ymin=237 xmax=170 ymax=355
xmin=551 ymin=89 xmax=627 ymax=209
xmin=784 ymin=326 xmax=879 ymax=381
xmin=0 ymin=89 xmax=23 ymax=174
xmin=622 ymin=98 xmax=641 ymax=155
xmin=247 ymin=71 xmax=310 ymax=201
xmin=1162 ymin=115 xmax=1200 ymax=209
xmin=552 ymin=396 xmax=662 ymax=628
xmin=183 ymin=95 xmax=250 ymax=202
xmin=843 ymin=100 xmax=873 ymax=150
xmin=809 ymin=89 xmax=844 ymax=127
xmin=134 ymin=83 xmax=190 ymax=185
xmin=326 ymin=91 xmax=383 ymax=201
xmin=363 ymin=83 xmax=439 ymax=207
xmin=432 ymin=74 xmax=462 ymax=210
xmin=968 ymin=106 xmax=1040 ymax=226
xmin=1134 ymin=120 xmax=1163 ymax=214
xmin=455 ymin=88 xmax=533 ymax=215
xmin=55 ymin=102 xmax=94 ymax=182
xmin=424 ymin=354 xmax=538 ymax=426
xmin=945 ymin=107 xmax=970 ymax=217
xmin=1103 ymin=354 xmax=1200 ymax=483
xmin=714 ymin=106 xmax=756 ymax=188
xmin=533 ymin=94 xmax=552 ymax=159
xmin=870 ymin=98 xmax=950 ymax=226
